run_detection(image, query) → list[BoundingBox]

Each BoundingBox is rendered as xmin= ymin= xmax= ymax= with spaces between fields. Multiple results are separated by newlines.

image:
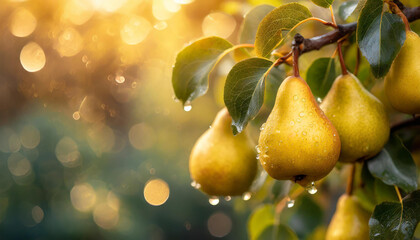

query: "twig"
xmin=299 ymin=6 xmax=420 ymax=55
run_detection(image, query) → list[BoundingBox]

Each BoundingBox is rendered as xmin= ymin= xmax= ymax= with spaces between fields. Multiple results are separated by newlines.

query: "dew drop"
xmin=301 ymin=98 xmax=305 ymax=102
xmin=316 ymin=97 xmax=322 ymax=103
xmin=256 ymin=154 xmax=260 ymax=160
xmin=209 ymin=125 xmax=212 ymax=129
xmin=224 ymin=196 xmax=231 ymax=201
xmin=242 ymin=192 xmax=251 ymax=201
xmin=260 ymin=123 xmax=266 ymax=131
xmin=364 ymin=145 xmax=370 ymax=152
xmin=296 ymin=118 xmax=301 ymax=122
xmin=131 ymin=82 xmax=137 ymax=88
xmin=191 ymin=181 xmax=201 ymax=189
xmin=183 ymin=102 xmax=192 ymax=112
xmin=293 ymin=95 xmax=298 ymax=101
xmin=255 ymin=145 xmax=261 ymax=153
xmin=209 ymin=196 xmax=219 ymax=205
xmin=72 ymin=111 xmax=80 ymax=120
xmin=306 ymin=182 xmax=317 ymax=194
xmin=115 ymin=75 xmax=125 ymax=84
xmin=287 ymin=198 xmax=295 ymax=208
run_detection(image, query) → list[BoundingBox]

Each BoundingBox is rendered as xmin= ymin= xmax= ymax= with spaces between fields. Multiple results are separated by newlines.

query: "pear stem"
xmin=337 ymin=41 xmax=348 ymax=75
xmin=292 ymin=34 xmax=304 ymax=78
xmin=387 ymin=1 xmax=411 ymax=33
xmin=346 ymin=163 xmax=355 ymax=195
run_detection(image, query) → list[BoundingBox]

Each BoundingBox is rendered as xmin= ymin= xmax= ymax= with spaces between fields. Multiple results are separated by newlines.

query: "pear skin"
xmin=258 ymin=76 xmax=340 ymax=187
xmin=321 ymin=73 xmax=389 ymax=162
xmin=189 ymin=108 xmax=257 ymax=196
xmin=385 ymin=31 xmax=420 ymax=114
xmin=326 ymin=194 xmax=371 ymax=240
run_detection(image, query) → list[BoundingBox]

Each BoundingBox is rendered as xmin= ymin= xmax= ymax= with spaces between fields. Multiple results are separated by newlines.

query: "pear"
xmin=326 ymin=194 xmax=371 ymax=240
xmin=258 ymin=76 xmax=340 ymax=187
xmin=320 ymin=73 xmax=389 ymax=162
xmin=385 ymin=31 xmax=420 ymax=114
xmin=189 ymin=108 xmax=257 ymax=196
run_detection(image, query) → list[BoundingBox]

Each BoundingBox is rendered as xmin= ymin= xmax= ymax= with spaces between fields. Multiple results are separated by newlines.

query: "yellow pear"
xmin=258 ymin=76 xmax=340 ymax=187
xmin=385 ymin=31 xmax=420 ymax=114
xmin=320 ymin=73 xmax=389 ymax=162
xmin=326 ymin=194 xmax=371 ymax=240
xmin=189 ymin=108 xmax=257 ymax=196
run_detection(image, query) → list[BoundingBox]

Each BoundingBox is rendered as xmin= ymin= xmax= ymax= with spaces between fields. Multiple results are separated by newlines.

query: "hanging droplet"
xmin=224 ymin=196 xmax=231 ymax=202
xmin=316 ymin=97 xmax=322 ymax=103
xmin=183 ymin=102 xmax=192 ymax=112
xmin=256 ymin=154 xmax=260 ymax=160
xmin=255 ymin=145 xmax=261 ymax=153
xmin=306 ymin=182 xmax=317 ymax=194
xmin=209 ymin=196 xmax=219 ymax=205
xmin=286 ymin=198 xmax=295 ymax=208
xmin=259 ymin=123 xmax=266 ymax=131
xmin=209 ymin=125 xmax=212 ymax=129
xmin=242 ymin=192 xmax=251 ymax=201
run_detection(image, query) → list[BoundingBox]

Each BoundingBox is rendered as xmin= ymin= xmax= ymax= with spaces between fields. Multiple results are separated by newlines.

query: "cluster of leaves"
xmin=172 ymin=0 xmax=420 ymax=239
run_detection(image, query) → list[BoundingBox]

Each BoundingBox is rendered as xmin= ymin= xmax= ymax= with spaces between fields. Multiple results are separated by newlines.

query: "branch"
xmin=300 ymin=6 xmax=420 ymax=55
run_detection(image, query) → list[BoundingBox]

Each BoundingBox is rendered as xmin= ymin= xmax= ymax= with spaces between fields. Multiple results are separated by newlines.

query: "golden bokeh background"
xmin=1 ymin=0 xmax=419 ymax=239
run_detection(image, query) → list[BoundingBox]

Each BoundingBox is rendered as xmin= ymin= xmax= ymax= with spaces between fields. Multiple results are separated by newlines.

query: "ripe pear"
xmin=326 ymin=194 xmax=371 ymax=240
xmin=385 ymin=31 xmax=420 ymax=114
xmin=189 ymin=108 xmax=257 ymax=196
xmin=258 ymin=76 xmax=340 ymax=187
xmin=320 ymin=73 xmax=389 ymax=162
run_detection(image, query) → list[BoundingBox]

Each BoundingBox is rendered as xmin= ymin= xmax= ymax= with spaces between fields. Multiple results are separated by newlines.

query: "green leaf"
xmin=338 ymin=0 xmax=358 ymax=21
xmin=306 ymin=58 xmax=337 ymax=98
xmin=355 ymin=163 xmax=377 ymax=212
xmin=369 ymin=190 xmax=420 ymax=240
xmin=239 ymin=4 xmax=276 ymax=44
xmin=282 ymin=196 xmax=324 ymax=239
xmin=248 ymin=204 xmax=276 ymax=240
xmin=256 ymin=225 xmax=298 ymax=240
xmin=356 ymin=0 xmax=406 ymax=78
xmin=374 ymin=178 xmax=399 ymax=203
xmin=224 ymin=58 xmax=273 ymax=134
xmin=367 ymin=135 xmax=418 ymax=193
xmin=255 ymin=3 xmax=312 ymax=58
xmin=264 ymin=65 xmax=285 ymax=109
xmin=310 ymin=0 xmax=334 ymax=8
xmin=172 ymin=37 xmax=233 ymax=105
